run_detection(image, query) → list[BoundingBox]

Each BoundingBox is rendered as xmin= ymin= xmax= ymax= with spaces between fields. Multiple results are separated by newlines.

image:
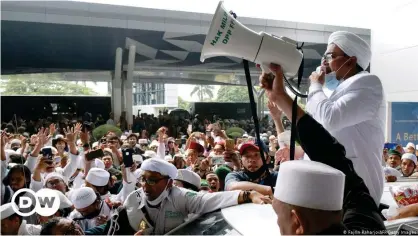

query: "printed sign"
xmin=390 ymin=102 xmax=418 ymax=146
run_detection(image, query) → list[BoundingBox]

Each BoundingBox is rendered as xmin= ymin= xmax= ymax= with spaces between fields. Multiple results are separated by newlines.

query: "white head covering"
xmin=86 ymin=167 xmax=110 ymax=186
xmin=402 ymin=153 xmax=417 ymax=165
xmin=55 ymin=134 xmax=65 ymax=139
xmin=175 ymin=169 xmax=201 ymax=189
xmin=44 ymin=172 xmax=67 ymax=185
xmin=328 ymin=31 xmax=371 ymax=70
xmin=164 ymin=155 xmax=174 ymax=162
xmin=70 ymin=187 xmax=97 ymax=209
xmin=274 ymin=160 xmax=345 ymax=211
xmin=140 ymin=158 xmax=177 ymax=179
xmin=138 ymin=139 xmax=148 ymax=145
xmin=10 ymin=139 xmax=21 ymax=145
xmin=92 ymin=142 xmax=99 ymax=149
xmin=144 ymin=150 xmax=157 ymax=159
xmin=149 ymin=140 xmax=159 ymax=148
xmin=1 ymin=202 xmax=18 ymax=220
xmin=406 ymin=142 xmax=415 ymax=149
xmin=383 ymin=166 xmax=402 ymax=177
xmin=93 ymin=158 xmax=105 ymax=169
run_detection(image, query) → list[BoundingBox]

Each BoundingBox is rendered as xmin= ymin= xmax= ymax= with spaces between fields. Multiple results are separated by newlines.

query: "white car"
xmin=167 ymin=178 xmax=418 ymax=235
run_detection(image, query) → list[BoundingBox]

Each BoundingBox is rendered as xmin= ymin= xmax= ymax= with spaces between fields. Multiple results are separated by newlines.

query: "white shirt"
xmin=306 ymin=71 xmax=385 ymax=206
xmin=17 ymin=220 xmax=41 ymax=235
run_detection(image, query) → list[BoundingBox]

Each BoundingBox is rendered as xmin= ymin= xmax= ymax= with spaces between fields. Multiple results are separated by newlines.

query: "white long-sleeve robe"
xmin=306 ymin=71 xmax=385 ymax=206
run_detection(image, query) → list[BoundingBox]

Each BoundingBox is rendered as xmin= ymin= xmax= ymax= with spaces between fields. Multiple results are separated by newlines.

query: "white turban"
xmin=328 ymin=31 xmax=371 ymax=70
xmin=140 ymin=158 xmax=177 ymax=179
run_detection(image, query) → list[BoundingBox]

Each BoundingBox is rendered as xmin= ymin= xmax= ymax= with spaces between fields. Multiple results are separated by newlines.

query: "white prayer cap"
xmin=149 ymin=140 xmax=159 ymax=148
xmin=144 ymin=150 xmax=157 ymax=159
xmin=55 ymin=134 xmax=65 ymax=139
xmin=383 ymin=166 xmax=402 ymax=178
xmin=138 ymin=139 xmax=148 ymax=144
xmin=70 ymin=187 xmax=97 ymax=209
xmin=328 ymin=31 xmax=371 ymax=70
xmin=8 ymin=163 xmax=18 ymax=168
xmin=242 ymin=133 xmax=249 ymax=138
xmin=164 ymin=155 xmax=174 ymax=162
xmin=406 ymin=142 xmax=415 ymax=149
xmin=86 ymin=168 xmax=110 ymax=186
xmin=76 ymin=139 xmax=83 ymax=146
xmin=93 ymin=158 xmax=105 ymax=169
xmin=175 ymin=169 xmax=201 ymax=189
xmin=1 ymin=202 xmax=18 ymax=220
xmin=274 ymin=160 xmax=345 ymax=211
xmin=402 ymin=153 xmax=417 ymax=165
xmin=44 ymin=172 xmax=67 ymax=185
xmin=10 ymin=139 xmax=21 ymax=145
xmin=92 ymin=142 xmax=99 ymax=149
xmin=120 ymin=135 xmax=127 ymax=141
xmin=140 ymin=158 xmax=177 ymax=179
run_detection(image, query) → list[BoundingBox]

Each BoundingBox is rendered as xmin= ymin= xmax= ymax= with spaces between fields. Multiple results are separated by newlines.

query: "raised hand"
xmin=49 ymin=123 xmax=57 ymax=136
xmin=63 ymin=126 xmax=76 ymax=143
xmin=37 ymin=127 xmax=50 ymax=146
xmin=267 ymin=101 xmax=282 ymax=120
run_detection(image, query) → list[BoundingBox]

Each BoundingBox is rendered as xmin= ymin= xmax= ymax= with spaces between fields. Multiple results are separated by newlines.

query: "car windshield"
xmin=167 ymin=210 xmax=241 ymax=235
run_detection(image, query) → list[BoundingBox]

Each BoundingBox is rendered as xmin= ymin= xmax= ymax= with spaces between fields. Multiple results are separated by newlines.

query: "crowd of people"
xmin=1 ymin=30 xmax=418 ymax=236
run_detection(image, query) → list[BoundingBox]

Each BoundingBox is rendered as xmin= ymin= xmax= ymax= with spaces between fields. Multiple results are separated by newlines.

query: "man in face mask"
xmin=306 ymin=31 xmax=385 ymax=206
xmin=224 ymin=143 xmax=276 ymax=197
xmin=102 ymin=158 xmax=269 ymax=235
xmin=68 ymin=187 xmax=113 ymax=231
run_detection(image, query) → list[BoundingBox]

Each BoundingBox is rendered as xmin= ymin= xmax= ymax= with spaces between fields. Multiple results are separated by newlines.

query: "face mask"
xmin=324 ymin=72 xmax=340 ymax=91
xmin=146 ymin=180 xmax=171 ymax=206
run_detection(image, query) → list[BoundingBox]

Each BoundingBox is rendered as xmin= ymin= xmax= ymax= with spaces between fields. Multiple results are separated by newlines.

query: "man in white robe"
xmin=306 ymin=31 xmax=385 ymax=206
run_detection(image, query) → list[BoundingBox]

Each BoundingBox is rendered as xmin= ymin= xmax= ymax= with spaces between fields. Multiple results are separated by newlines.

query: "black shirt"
xmin=297 ymin=114 xmax=387 ymax=234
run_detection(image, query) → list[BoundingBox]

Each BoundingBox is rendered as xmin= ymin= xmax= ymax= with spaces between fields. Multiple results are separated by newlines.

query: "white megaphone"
xmin=200 ymin=1 xmax=303 ymax=78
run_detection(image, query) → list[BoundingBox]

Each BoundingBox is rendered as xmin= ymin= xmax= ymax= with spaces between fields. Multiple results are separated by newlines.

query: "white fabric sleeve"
xmin=24 ymin=155 xmax=38 ymax=173
xmin=113 ymin=181 xmax=136 ymax=203
xmin=157 ymin=142 xmax=165 ymax=159
xmin=30 ymin=177 xmax=44 ymax=192
xmin=306 ymin=75 xmax=383 ymax=132
xmin=61 ymin=152 xmax=80 ymax=179
xmin=175 ymin=187 xmax=240 ymax=215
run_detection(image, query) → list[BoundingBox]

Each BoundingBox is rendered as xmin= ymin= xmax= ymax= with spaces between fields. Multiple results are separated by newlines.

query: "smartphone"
xmin=122 ymin=148 xmax=134 ymax=168
xmin=41 ymin=148 xmax=53 ymax=160
xmin=85 ymin=149 xmax=104 ymax=161
xmin=225 ymin=139 xmax=235 ymax=151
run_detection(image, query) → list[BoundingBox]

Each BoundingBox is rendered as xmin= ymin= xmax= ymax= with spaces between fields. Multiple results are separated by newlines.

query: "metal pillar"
xmin=125 ymin=45 xmax=136 ymax=126
xmin=112 ymin=47 xmax=123 ymax=123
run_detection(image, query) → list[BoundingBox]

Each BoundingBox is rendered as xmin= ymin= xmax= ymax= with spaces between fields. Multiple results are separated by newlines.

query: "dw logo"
xmin=11 ymin=188 xmax=60 ymax=217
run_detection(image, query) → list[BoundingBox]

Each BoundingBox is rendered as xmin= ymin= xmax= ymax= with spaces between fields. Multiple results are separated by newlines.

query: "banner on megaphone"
xmin=200 ymin=1 xmax=303 ymax=78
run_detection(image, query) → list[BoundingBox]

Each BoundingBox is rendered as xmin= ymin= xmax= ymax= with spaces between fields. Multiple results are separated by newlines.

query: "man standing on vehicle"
xmin=103 ymin=158 xmax=270 ymax=235
xmin=260 ymin=63 xmax=386 ymax=234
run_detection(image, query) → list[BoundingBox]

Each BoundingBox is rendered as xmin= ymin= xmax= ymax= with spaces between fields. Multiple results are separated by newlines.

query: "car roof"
xmin=221 ymin=203 xmax=280 ymax=235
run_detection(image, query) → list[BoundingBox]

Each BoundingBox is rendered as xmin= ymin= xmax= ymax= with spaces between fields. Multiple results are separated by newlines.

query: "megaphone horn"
xmin=200 ymin=1 xmax=307 ymax=97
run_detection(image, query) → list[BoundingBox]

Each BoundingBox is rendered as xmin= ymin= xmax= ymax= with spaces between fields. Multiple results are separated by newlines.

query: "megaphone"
xmin=200 ymin=1 xmax=303 ymax=78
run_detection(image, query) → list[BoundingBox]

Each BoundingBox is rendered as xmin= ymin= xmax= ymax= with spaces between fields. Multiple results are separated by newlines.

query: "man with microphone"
xmin=305 ymin=31 xmax=385 ymax=206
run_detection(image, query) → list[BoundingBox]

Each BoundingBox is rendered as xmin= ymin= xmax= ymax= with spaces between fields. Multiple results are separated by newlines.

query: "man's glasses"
xmin=46 ymin=179 xmax=64 ymax=188
xmin=322 ymin=53 xmax=348 ymax=63
xmin=139 ymin=176 xmax=168 ymax=186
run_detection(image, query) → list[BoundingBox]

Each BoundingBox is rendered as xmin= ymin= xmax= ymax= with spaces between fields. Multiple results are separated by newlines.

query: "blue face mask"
xmin=324 ymin=72 xmax=340 ymax=91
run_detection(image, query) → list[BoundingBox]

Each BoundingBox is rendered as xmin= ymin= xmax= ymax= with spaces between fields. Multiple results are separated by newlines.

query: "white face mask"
xmin=146 ymin=180 xmax=171 ymax=206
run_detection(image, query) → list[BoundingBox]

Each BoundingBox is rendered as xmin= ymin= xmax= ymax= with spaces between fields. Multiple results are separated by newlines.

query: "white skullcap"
xmin=138 ymin=139 xmax=148 ymax=144
xmin=274 ymin=160 xmax=345 ymax=211
xmin=93 ymin=158 xmax=105 ymax=169
xmin=70 ymin=187 xmax=97 ymax=209
xmin=328 ymin=31 xmax=371 ymax=70
xmin=175 ymin=169 xmax=201 ymax=189
xmin=55 ymin=134 xmax=65 ymax=139
xmin=76 ymin=139 xmax=83 ymax=146
xmin=44 ymin=172 xmax=67 ymax=185
xmin=1 ymin=202 xmax=18 ymax=220
xmin=10 ymin=139 xmax=21 ymax=145
xmin=120 ymin=135 xmax=127 ymax=140
xmin=406 ymin=142 xmax=415 ymax=149
xmin=149 ymin=140 xmax=159 ymax=148
xmin=242 ymin=134 xmax=249 ymax=138
xmin=144 ymin=150 xmax=157 ymax=159
xmin=164 ymin=155 xmax=174 ymax=162
xmin=402 ymin=153 xmax=417 ymax=165
xmin=383 ymin=166 xmax=402 ymax=178
xmin=86 ymin=168 xmax=110 ymax=186
xmin=140 ymin=158 xmax=177 ymax=179
xmin=92 ymin=142 xmax=99 ymax=149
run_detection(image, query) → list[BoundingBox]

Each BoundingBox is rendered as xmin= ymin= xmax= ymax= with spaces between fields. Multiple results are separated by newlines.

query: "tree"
xmin=178 ymin=96 xmax=190 ymax=110
xmin=190 ymin=85 xmax=214 ymax=101
xmin=216 ymin=86 xmax=250 ymax=102
xmin=0 ymin=75 xmax=98 ymax=95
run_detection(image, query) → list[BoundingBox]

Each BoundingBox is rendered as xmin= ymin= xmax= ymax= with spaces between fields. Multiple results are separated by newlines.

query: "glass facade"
xmin=133 ymin=82 xmax=165 ymax=105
